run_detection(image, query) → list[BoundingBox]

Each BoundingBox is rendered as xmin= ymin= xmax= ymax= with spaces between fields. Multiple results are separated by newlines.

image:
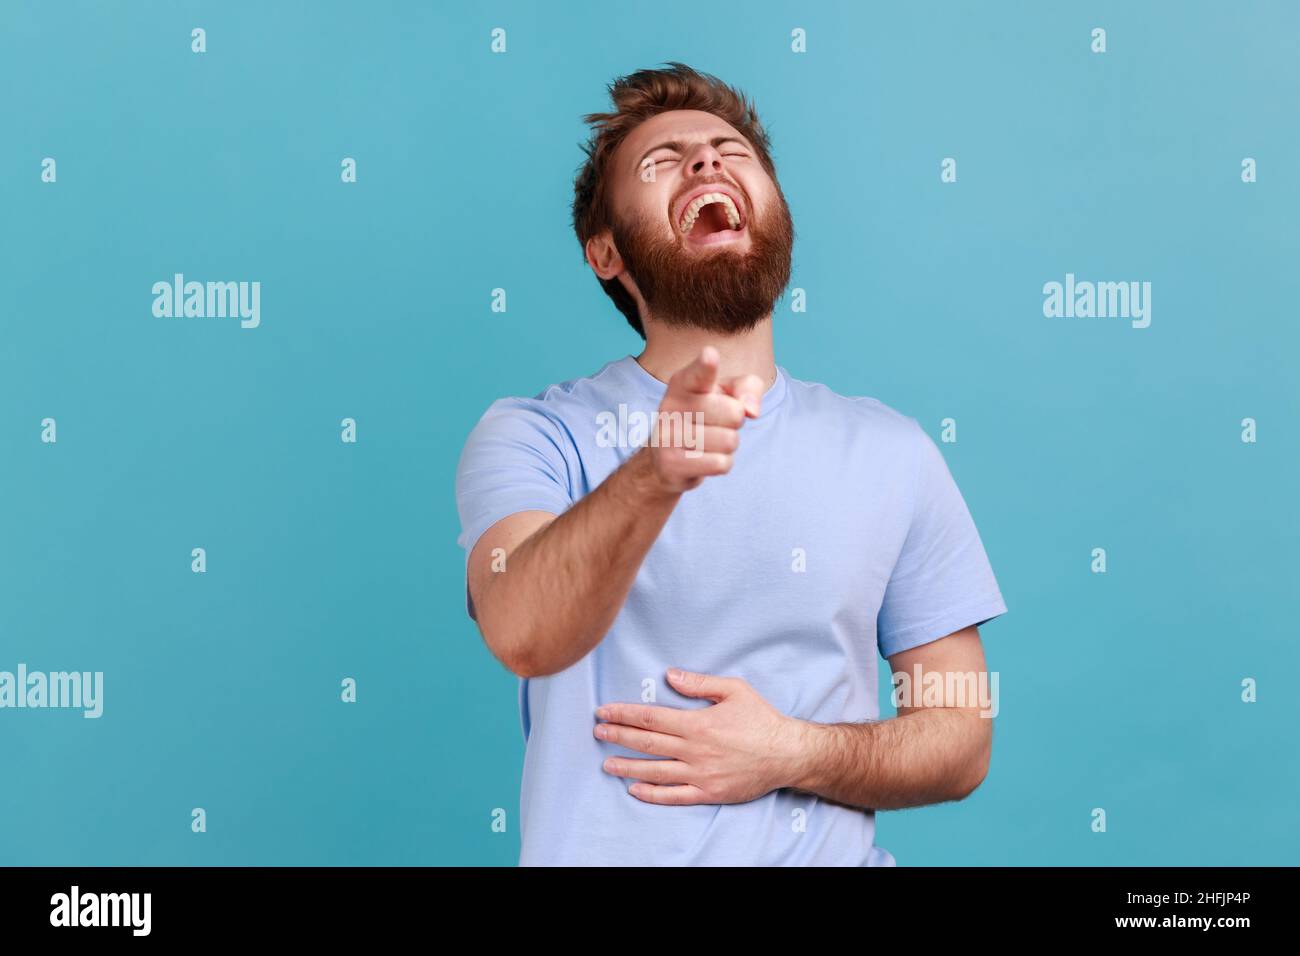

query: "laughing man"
xmin=455 ymin=63 xmax=1008 ymax=866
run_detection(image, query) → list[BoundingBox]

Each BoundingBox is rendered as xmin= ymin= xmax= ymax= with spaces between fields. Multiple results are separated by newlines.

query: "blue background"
xmin=2 ymin=0 xmax=1296 ymax=865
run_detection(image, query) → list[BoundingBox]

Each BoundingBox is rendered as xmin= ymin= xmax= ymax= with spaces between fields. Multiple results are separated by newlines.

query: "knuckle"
xmin=708 ymin=430 xmax=738 ymax=454
xmin=720 ymin=398 xmax=745 ymax=425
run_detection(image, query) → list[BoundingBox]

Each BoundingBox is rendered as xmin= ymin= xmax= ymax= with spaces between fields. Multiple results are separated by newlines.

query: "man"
xmin=455 ymin=63 xmax=1007 ymax=866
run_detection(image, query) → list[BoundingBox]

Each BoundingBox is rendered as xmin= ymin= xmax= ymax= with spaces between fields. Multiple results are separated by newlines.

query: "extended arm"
xmin=467 ymin=450 xmax=676 ymax=678
xmin=467 ymin=348 xmax=764 ymax=678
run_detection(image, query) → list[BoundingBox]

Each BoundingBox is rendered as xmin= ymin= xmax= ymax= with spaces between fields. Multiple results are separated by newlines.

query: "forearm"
xmin=478 ymin=446 xmax=680 ymax=676
xmin=784 ymin=709 xmax=992 ymax=810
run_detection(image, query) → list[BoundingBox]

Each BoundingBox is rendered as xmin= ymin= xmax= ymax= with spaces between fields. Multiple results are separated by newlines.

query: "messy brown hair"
xmin=572 ymin=62 xmax=779 ymax=337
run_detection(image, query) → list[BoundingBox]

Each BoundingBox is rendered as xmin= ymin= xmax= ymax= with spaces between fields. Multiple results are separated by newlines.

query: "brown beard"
xmin=610 ymin=185 xmax=794 ymax=335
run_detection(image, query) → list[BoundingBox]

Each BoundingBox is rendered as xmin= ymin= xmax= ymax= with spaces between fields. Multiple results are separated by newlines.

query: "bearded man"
xmin=455 ymin=63 xmax=1008 ymax=866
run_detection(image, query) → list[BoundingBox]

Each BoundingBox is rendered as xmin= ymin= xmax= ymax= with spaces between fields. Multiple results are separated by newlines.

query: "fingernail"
xmin=595 ymin=706 xmax=609 ymax=719
xmin=668 ymin=668 xmax=684 ymax=681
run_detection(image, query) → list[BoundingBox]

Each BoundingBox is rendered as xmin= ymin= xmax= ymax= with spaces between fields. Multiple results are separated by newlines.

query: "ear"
xmin=585 ymin=230 xmax=624 ymax=281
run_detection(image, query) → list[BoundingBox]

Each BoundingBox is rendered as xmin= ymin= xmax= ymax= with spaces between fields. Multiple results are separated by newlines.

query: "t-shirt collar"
xmin=615 ymin=353 xmax=789 ymax=421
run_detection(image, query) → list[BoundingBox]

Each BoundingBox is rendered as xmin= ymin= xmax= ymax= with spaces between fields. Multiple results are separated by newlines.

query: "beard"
xmin=610 ymin=186 xmax=794 ymax=336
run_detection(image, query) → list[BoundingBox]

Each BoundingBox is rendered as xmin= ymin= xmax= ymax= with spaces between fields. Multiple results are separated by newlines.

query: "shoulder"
xmin=461 ymin=358 xmax=628 ymax=451
xmin=781 ymin=370 xmax=928 ymax=452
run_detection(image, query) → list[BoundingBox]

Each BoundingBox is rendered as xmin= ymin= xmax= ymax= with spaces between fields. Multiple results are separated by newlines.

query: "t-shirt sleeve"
xmin=455 ymin=398 xmax=575 ymax=620
xmin=876 ymin=421 xmax=1008 ymax=658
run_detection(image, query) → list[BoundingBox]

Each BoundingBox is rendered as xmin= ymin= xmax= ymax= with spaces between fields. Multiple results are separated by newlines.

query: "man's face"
xmin=599 ymin=109 xmax=794 ymax=335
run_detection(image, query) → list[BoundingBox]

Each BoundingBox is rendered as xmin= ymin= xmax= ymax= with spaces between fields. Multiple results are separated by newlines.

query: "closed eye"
xmin=651 ymin=153 xmax=747 ymax=165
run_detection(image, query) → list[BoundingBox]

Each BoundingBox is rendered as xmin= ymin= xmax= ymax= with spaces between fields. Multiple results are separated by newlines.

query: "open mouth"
xmin=677 ymin=191 xmax=746 ymax=245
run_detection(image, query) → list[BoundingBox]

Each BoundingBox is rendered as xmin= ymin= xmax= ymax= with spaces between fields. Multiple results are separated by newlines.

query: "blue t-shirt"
xmin=455 ymin=355 xmax=1007 ymax=866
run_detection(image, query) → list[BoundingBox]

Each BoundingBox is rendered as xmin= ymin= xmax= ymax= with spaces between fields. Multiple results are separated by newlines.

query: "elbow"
xmin=500 ymin=644 xmax=576 ymax=680
xmin=472 ymin=584 xmax=563 ymax=679
xmin=952 ymin=729 xmax=992 ymax=800
xmin=954 ymin=761 xmax=988 ymax=801
xmin=481 ymin=625 xmax=537 ymax=679
xmin=480 ymin=620 xmax=554 ymax=679
xmin=499 ymin=645 xmax=547 ymax=679
xmin=475 ymin=594 xmax=589 ymax=678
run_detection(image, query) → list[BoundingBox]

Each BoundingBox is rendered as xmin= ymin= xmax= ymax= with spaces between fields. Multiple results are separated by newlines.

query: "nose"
xmin=683 ymin=141 xmax=725 ymax=176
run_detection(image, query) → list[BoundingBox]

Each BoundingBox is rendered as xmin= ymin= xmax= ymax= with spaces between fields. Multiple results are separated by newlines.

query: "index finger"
xmin=595 ymin=702 xmax=692 ymax=737
xmin=670 ymin=346 xmax=720 ymax=396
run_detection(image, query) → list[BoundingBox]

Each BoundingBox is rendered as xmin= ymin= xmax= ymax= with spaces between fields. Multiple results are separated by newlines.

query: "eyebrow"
xmin=636 ymin=136 xmax=751 ymax=169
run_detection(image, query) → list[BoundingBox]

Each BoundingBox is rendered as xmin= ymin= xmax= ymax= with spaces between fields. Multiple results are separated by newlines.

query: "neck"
xmin=635 ymin=315 xmax=777 ymax=389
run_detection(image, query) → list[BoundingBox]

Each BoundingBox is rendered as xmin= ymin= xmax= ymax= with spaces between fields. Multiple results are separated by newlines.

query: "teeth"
xmin=679 ymin=192 xmax=741 ymax=233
